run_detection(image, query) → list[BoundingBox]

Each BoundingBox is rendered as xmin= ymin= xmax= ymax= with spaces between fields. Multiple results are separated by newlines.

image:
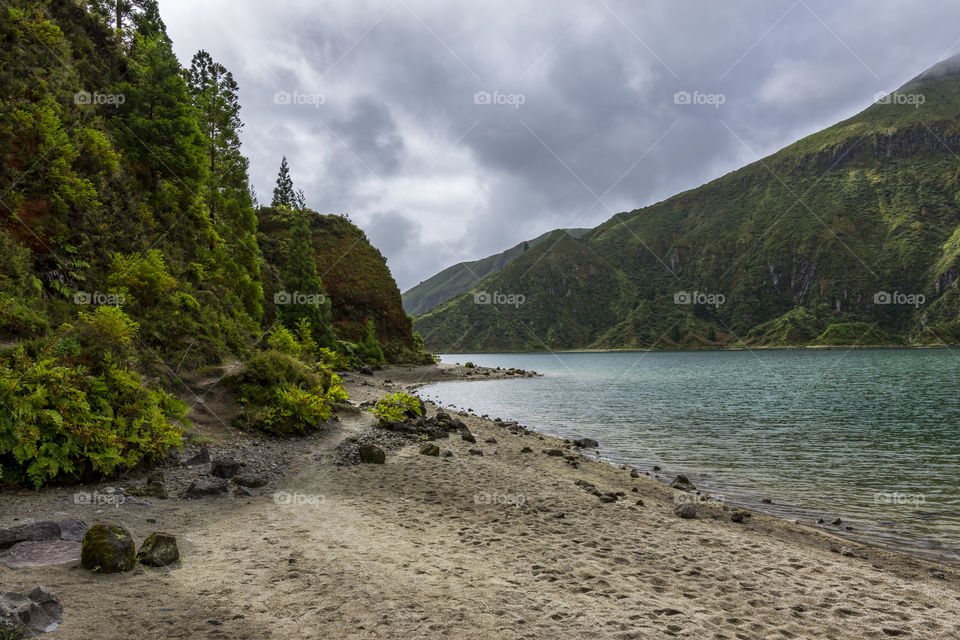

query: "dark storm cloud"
xmin=160 ymin=0 xmax=960 ymax=291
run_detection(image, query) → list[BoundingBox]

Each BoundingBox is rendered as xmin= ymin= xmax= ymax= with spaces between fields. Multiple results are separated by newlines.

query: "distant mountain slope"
xmin=401 ymin=228 xmax=589 ymax=316
xmin=417 ymin=55 xmax=960 ymax=352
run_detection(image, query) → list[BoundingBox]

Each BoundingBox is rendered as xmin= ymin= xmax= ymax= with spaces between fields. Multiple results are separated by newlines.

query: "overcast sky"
xmin=160 ymin=0 xmax=960 ymax=291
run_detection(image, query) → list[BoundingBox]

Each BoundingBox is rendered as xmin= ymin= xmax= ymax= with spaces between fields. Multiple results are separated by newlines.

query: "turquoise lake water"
xmin=418 ymin=350 xmax=960 ymax=565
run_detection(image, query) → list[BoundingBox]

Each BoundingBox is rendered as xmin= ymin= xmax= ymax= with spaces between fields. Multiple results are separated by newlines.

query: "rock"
xmin=127 ymin=480 xmax=168 ymax=499
xmin=0 ymin=522 xmax=61 ymax=551
xmin=210 ymin=457 xmax=240 ymax=479
xmin=630 ymin=470 xmax=639 ymax=478
xmin=137 ymin=532 xmax=179 ymax=567
xmin=520 ymin=447 xmax=533 ymax=453
xmin=761 ymin=498 xmax=773 ymax=504
xmin=635 ymin=499 xmax=645 ymax=506
xmin=0 ymin=586 xmax=62 ymax=636
xmin=358 ymin=443 xmax=386 ymax=464
xmin=932 ymin=570 xmax=946 ymax=579
xmin=184 ymin=447 xmax=210 ymax=466
xmin=183 ymin=478 xmax=228 ymax=499
xmin=599 ymin=494 xmax=617 ymax=503
xmin=442 ymin=451 xmax=454 ymax=458
xmin=232 ymin=474 xmax=268 ymax=488
xmin=147 ymin=471 xmax=164 ymax=484
xmin=841 ymin=547 xmax=855 ymax=557
xmin=652 ymin=465 xmax=661 ymax=471
xmin=419 ymin=443 xmax=440 ymax=456
xmin=234 ymin=486 xmax=256 ymax=497
xmin=731 ymin=511 xmax=745 ymax=523
xmin=831 ymin=518 xmax=843 ymax=526
xmin=359 ymin=365 xmax=374 ymax=375
xmin=461 ymin=432 xmax=476 ymax=444
xmin=670 ymin=474 xmax=696 ymax=491
xmin=674 ymin=503 xmax=697 ymax=519
xmin=0 ymin=541 xmax=81 ymax=569
xmin=551 ymin=512 xmax=565 ymax=519
xmin=484 ymin=437 xmax=498 ymax=444
xmin=543 ymin=449 xmax=564 ymax=457
xmin=573 ymin=438 xmax=599 ymax=449
xmin=56 ymin=519 xmax=88 ymax=542
xmin=467 ymin=449 xmax=484 ymax=456
xmin=80 ymin=524 xmax=135 ymax=573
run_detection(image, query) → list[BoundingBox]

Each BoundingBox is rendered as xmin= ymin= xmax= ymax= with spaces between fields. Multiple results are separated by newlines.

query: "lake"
xmin=418 ymin=349 xmax=960 ymax=565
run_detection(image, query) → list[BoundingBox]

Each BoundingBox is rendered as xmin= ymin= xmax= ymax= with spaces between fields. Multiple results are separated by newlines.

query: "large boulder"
xmin=136 ymin=532 xmax=180 ymax=567
xmin=183 ymin=478 xmax=228 ymax=499
xmin=674 ymin=503 xmax=697 ymax=519
xmin=358 ymin=443 xmax=385 ymax=464
xmin=0 ymin=586 xmax=62 ymax=637
xmin=80 ymin=524 xmax=135 ymax=573
xmin=210 ymin=457 xmax=240 ymax=479
xmin=0 ymin=522 xmax=60 ymax=551
xmin=573 ymin=437 xmax=599 ymax=449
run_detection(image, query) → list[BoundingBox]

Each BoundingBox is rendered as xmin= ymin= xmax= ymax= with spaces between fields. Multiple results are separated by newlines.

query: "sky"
xmin=159 ymin=0 xmax=960 ymax=292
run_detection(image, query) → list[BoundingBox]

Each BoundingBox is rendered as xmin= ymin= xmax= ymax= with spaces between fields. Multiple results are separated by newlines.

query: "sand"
xmin=1 ymin=363 xmax=959 ymax=639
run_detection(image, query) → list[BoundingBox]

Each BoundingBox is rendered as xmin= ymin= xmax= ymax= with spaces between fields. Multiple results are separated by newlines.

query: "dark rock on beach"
xmin=358 ymin=443 xmax=386 ymax=464
xmin=184 ymin=478 xmax=228 ymax=498
xmin=0 ymin=586 xmax=62 ymax=636
xmin=81 ymin=524 xmax=136 ymax=573
xmin=137 ymin=532 xmax=180 ymax=567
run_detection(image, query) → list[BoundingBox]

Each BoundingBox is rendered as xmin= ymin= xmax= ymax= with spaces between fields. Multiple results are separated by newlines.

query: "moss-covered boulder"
xmin=136 ymin=532 xmax=179 ymax=567
xmin=80 ymin=524 xmax=135 ymax=573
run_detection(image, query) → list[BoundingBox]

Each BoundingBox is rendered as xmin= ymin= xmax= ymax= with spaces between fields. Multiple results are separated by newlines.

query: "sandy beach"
xmin=1 ymin=363 xmax=958 ymax=639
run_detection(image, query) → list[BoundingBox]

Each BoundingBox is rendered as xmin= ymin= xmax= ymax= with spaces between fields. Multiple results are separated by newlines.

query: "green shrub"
xmin=0 ymin=342 xmax=186 ymax=489
xmin=266 ymin=325 xmax=300 ymax=355
xmin=371 ymin=391 xmax=423 ymax=425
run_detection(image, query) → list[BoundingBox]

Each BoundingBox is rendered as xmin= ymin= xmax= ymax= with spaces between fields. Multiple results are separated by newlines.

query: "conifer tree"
xmin=272 ymin=156 xmax=296 ymax=208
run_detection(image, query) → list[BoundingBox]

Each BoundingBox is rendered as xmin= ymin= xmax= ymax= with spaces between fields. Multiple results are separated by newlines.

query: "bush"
xmin=0 ymin=341 xmax=186 ymax=489
xmin=371 ymin=391 xmax=423 ymax=425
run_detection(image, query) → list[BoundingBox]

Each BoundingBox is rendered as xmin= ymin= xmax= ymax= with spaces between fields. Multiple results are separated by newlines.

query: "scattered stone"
xmin=183 ymin=447 xmax=210 ymax=466
xmin=629 ymin=470 xmax=639 ymax=478
xmin=831 ymin=518 xmax=843 ymax=526
xmin=670 ymin=474 xmax=696 ymax=492
xmin=599 ymin=494 xmax=617 ymax=503
xmin=0 ymin=586 xmax=62 ymax=636
xmin=232 ymin=474 xmax=267 ymax=488
xmin=211 ymin=457 xmax=240 ymax=479
xmin=652 ymin=465 xmax=661 ymax=471
xmin=235 ymin=486 xmax=256 ymax=497
xmin=572 ymin=438 xmax=599 ymax=449
xmin=359 ymin=366 xmax=374 ymax=375
xmin=484 ymin=437 xmax=498 ymax=444
xmin=80 ymin=524 xmax=135 ymax=573
xmin=0 ymin=540 xmax=81 ymax=569
xmin=932 ymin=570 xmax=946 ymax=579
xmin=137 ymin=532 xmax=179 ymax=567
xmin=551 ymin=512 xmax=565 ymax=519
xmin=467 ymin=449 xmax=484 ymax=456
xmin=442 ymin=451 xmax=454 ymax=458
xmin=419 ymin=443 xmax=440 ymax=456
xmin=358 ymin=443 xmax=386 ymax=464
xmin=0 ymin=522 xmax=61 ymax=550
xmin=816 ymin=518 xmax=825 ymax=524
xmin=840 ymin=547 xmax=855 ymax=557
xmin=674 ymin=503 xmax=697 ymax=519
xmin=635 ymin=499 xmax=645 ymax=506
xmin=461 ymin=432 xmax=476 ymax=444
xmin=731 ymin=511 xmax=745 ymax=523
xmin=520 ymin=447 xmax=533 ymax=453
xmin=761 ymin=498 xmax=773 ymax=504
xmin=543 ymin=449 xmax=564 ymax=457
xmin=183 ymin=479 xmax=228 ymax=499
xmin=56 ymin=519 xmax=88 ymax=543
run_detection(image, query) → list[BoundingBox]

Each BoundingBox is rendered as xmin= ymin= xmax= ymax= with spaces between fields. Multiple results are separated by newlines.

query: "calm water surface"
xmin=418 ymin=350 xmax=960 ymax=565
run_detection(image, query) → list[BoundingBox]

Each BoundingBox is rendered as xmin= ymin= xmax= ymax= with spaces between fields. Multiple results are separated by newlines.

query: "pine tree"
xmin=280 ymin=217 xmax=334 ymax=347
xmin=272 ymin=156 xmax=296 ymax=208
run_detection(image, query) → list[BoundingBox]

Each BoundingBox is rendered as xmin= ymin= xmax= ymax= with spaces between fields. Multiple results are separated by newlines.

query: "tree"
xmin=280 ymin=217 xmax=334 ymax=347
xmin=272 ymin=156 xmax=296 ymax=208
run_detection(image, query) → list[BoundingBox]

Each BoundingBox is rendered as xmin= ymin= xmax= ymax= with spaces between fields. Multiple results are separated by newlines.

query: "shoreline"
xmin=436 ymin=343 xmax=960 ymax=354
xmin=1 ymin=362 xmax=957 ymax=639
xmin=412 ymin=366 xmax=960 ymax=569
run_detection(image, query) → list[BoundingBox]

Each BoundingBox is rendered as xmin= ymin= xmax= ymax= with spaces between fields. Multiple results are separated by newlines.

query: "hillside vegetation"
xmin=416 ymin=55 xmax=960 ymax=352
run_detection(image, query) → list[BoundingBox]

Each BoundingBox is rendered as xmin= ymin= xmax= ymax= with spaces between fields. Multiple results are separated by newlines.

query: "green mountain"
xmin=417 ymin=55 xmax=960 ymax=352
xmin=401 ymin=228 xmax=589 ymax=316
xmin=0 ymin=1 xmax=424 ymax=488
